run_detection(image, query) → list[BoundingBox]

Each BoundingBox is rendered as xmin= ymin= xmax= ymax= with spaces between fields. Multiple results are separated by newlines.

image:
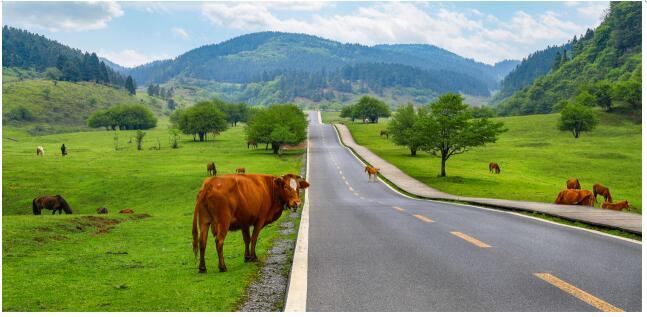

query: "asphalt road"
xmin=305 ymin=111 xmax=642 ymax=312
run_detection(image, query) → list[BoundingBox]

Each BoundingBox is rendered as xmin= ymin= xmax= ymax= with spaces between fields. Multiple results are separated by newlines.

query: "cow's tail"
xmin=192 ymin=199 xmax=201 ymax=261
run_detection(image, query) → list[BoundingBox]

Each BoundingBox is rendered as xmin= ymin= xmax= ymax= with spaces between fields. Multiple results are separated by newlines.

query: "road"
xmin=304 ymin=111 xmax=641 ymax=312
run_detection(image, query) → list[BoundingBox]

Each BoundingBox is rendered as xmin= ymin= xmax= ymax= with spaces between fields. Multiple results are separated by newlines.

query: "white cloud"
xmin=3 ymin=1 xmax=123 ymax=32
xmin=577 ymin=2 xmax=608 ymax=20
xmin=201 ymin=2 xmax=598 ymax=64
xmin=172 ymin=27 xmax=190 ymax=40
xmin=98 ymin=49 xmax=171 ymax=68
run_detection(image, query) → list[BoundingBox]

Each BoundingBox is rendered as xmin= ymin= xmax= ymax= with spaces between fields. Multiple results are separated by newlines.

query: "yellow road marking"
xmin=353 ymin=192 xmax=359 ymax=196
xmin=348 ymin=187 xmax=354 ymax=192
xmin=341 ymin=175 xmax=346 ymax=180
xmin=451 ymin=231 xmax=491 ymax=248
xmin=534 ymin=273 xmax=623 ymax=312
xmin=339 ymin=170 xmax=342 ymax=175
xmin=393 ymin=206 xmax=405 ymax=212
xmin=344 ymin=181 xmax=349 ymax=185
xmin=413 ymin=214 xmax=434 ymax=223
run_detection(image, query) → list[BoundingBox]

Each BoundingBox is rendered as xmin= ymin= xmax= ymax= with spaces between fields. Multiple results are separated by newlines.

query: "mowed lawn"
xmin=2 ymin=121 xmax=303 ymax=311
xmin=327 ymin=111 xmax=642 ymax=213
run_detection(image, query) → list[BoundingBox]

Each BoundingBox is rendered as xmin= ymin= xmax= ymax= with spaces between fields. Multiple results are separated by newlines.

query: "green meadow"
xmin=2 ymin=121 xmax=303 ymax=311
xmin=324 ymin=111 xmax=642 ymax=213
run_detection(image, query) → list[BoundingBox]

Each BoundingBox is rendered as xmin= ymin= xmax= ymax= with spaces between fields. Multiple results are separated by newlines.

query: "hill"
xmin=496 ymin=2 xmax=641 ymax=117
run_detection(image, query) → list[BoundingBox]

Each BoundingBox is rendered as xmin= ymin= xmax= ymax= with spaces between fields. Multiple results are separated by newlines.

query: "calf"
xmin=601 ymin=200 xmax=629 ymax=211
xmin=236 ymin=167 xmax=246 ymax=174
xmin=488 ymin=162 xmax=501 ymax=174
xmin=592 ymin=183 xmax=612 ymax=203
xmin=207 ymin=162 xmax=217 ymax=176
xmin=365 ymin=166 xmax=380 ymax=182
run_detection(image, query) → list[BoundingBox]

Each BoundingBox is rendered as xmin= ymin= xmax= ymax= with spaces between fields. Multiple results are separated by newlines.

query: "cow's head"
xmin=275 ymin=174 xmax=310 ymax=212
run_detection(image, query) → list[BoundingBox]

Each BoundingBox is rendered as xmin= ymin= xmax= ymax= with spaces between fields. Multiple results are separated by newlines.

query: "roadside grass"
xmin=2 ymin=122 xmax=303 ymax=311
xmin=333 ymin=111 xmax=642 ymax=213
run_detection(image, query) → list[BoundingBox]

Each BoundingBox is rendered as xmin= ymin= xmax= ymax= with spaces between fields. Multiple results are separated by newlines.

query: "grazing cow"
xmin=601 ymin=200 xmax=629 ymax=211
xmin=36 ymin=146 xmax=44 ymax=156
xmin=488 ymin=162 xmax=501 ymax=174
xmin=592 ymin=183 xmax=612 ymax=203
xmin=61 ymin=144 xmax=67 ymax=156
xmin=566 ymin=179 xmax=581 ymax=190
xmin=32 ymin=195 xmax=73 ymax=215
xmin=236 ymin=167 xmax=246 ymax=174
xmin=365 ymin=166 xmax=380 ymax=182
xmin=96 ymin=207 xmax=108 ymax=214
xmin=247 ymin=140 xmax=258 ymax=149
xmin=192 ymin=174 xmax=309 ymax=272
xmin=554 ymin=189 xmax=595 ymax=207
xmin=207 ymin=162 xmax=217 ymax=176
xmin=380 ymin=130 xmax=389 ymax=139
xmin=119 ymin=209 xmax=134 ymax=214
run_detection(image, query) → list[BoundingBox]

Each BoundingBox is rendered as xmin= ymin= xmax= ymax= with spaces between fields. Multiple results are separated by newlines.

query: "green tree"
xmin=558 ymin=103 xmax=599 ymax=138
xmin=418 ymin=93 xmax=506 ymax=177
xmin=552 ymin=51 xmax=563 ymax=70
xmin=87 ymin=104 xmax=156 ymax=130
xmin=589 ymin=80 xmax=613 ymax=111
xmin=387 ymin=104 xmax=426 ymax=156
xmin=352 ymin=96 xmax=390 ymax=123
xmin=339 ymin=104 xmax=356 ymax=122
xmin=176 ymin=101 xmax=228 ymax=142
xmin=612 ymin=78 xmax=641 ymax=112
xmin=245 ymin=104 xmax=307 ymax=154
xmin=135 ymin=130 xmax=146 ymax=150
xmin=7 ymin=106 xmax=34 ymax=121
xmin=125 ymin=76 xmax=136 ymax=95
xmin=574 ymin=90 xmax=596 ymax=107
xmin=44 ymin=67 xmax=62 ymax=80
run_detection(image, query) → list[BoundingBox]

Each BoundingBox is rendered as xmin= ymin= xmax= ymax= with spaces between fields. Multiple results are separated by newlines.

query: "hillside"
xmin=2 ymin=77 xmax=165 ymax=134
xmin=496 ymin=2 xmax=641 ymax=117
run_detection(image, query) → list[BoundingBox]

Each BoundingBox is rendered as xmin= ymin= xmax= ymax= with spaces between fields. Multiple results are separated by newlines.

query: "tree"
xmin=175 ymin=101 xmax=228 ymax=141
xmin=44 ymin=67 xmax=62 ymax=80
xmin=167 ymin=99 xmax=177 ymax=111
xmin=87 ymin=104 xmax=156 ymax=130
xmin=339 ymin=104 xmax=356 ymax=122
xmin=558 ymin=103 xmax=599 ymax=138
xmin=589 ymin=80 xmax=613 ymax=111
xmin=245 ymin=104 xmax=307 ymax=154
xmin=7 ymin=106 xmax=34 ymax=121
xmin=125 ymin=76 xmax=136 ymax=95
xmin=574 ymin=91 xmax=596 ymax=107
xmin=417 ymin=94 xmax=506 ymax=177
xmin=387 ymin=104 xmax=426 ymax=156
xmin=135 ymin=130 xmax=146 ymax=150
xmin=352 ymin=95 xmax=390 ymax=123
xmin=213 ymin=98 xmax=249 ymax=126
xmin=552 ymin=51 xmax=562 ymax=70
xmin=612 ymin=78 xmax=641 ymax=112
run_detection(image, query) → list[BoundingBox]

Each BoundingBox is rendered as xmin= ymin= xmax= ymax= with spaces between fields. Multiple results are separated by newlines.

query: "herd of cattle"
xmin=555 ymin=179 xmax=630 ymax=211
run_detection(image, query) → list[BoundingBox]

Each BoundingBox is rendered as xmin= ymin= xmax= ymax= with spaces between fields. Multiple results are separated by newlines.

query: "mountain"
xmin=496 ymin=1 xmax=641 ymax=117
xmin=120 ymin=32 xmax=519 ymax=105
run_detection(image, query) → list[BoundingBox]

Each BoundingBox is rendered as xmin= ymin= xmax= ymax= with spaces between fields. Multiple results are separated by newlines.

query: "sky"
xmin=2 ymin=1 xmax=610 ymax=67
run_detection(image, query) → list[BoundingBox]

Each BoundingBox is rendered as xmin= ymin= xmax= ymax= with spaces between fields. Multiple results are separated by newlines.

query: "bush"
xmin=87 ymin=104 xmax=157 ymax=130
xmin=7 ymin=105 xmax=34 ymax=121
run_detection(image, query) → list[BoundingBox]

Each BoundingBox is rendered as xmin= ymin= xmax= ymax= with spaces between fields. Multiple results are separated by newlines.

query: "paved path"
xmin=305 ymin=112 xmax=641 ymax=311
xmin=334 ymin=123 xmax=642 ymax=234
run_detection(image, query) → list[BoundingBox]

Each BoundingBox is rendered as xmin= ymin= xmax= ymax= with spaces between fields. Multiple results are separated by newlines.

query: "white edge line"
xmin=284 ymin=113 xmax=314 ymax=311
xmin=330 ymin=123 xmax=641 ymax=246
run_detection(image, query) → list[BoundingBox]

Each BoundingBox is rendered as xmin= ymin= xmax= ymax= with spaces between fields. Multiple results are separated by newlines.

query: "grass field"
xmin=2 ymin=121 xmax=303 ymax=311
xmin=324 ymin=111 xmax=642 ymax=213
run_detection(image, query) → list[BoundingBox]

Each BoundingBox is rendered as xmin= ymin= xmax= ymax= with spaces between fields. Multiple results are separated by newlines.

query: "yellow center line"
xmin=344 ymin=181 xmax=349 ymax=185
xmin=534 ymin=273 xmax=623 ymax=312
xmin=413 ymin=214 xmax=434 ymax=223
xmin=353 ymin=192 xmax=359 ymax=196
xmin=341 ymin=175 xmax=346 ymax=180
xmin=393 ymin=206 xmax=405 ymax=212
xmin=451 ymin=231 xmax=491 ymax=248
xmin=348 ymin=187 xmax=354 ymax=192
xmin=338 ymin=170 xmax=342 ymax=175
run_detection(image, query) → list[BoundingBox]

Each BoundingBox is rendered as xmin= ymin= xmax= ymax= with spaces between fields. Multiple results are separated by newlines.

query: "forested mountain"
xmin=496 ymin=1 xmax=641 ymax=117
xmin=2 ymin=26 xmax=126 ymax=86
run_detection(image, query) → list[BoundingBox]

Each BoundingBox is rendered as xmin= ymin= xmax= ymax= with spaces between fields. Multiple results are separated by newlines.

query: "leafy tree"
xmin=552 ymin=51 xmax=563 ymax=70
xmin=135 ymin=130 xmax=146 ymax=150
xmin=588 ymin=80 xmax=613 ymax=111
xmin=352 ymin=95 xmax=390 ymax=123
xmin=612 ymin=78 xmax=641 ymax=112
xmin=167 ymin=99 xmax=177 ymax=111
xmin=125 ymin=76 xmax=136 ymax=95
xmin=175 ymin=101 xmax=228 ymax=142
xmin=387 ymin=104 xmax=426 ymax=156
xmin=418 ymin=94 xmax=506 ymax=177
xmin=213 ymin=98 xmax=249 ymax=126
xmin=87 ymin=104 xmax=156 ymax=130
xmin=574 ymin=91 xmax=596 ymax=107
xmin=44 ymin=67 xmax=62 ymax=80
xmin=339 ymin=104 xmax=356 ymax=122
xmin=245 ymin=104 xmax=307 ymax=154
xmin=558 ymin=103 xmax=599 ymax=138
xmin=7 ymin=106 xmax=34 ymax=121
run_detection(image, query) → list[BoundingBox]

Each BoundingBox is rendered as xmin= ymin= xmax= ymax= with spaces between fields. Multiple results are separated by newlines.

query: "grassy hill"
xmin=2 ymin=76 xmax=166 ymax=135
xmin=2 ymin=122 xmax=303 ymax=311
xmin=327 ymin=111 xmax=641 ymax=213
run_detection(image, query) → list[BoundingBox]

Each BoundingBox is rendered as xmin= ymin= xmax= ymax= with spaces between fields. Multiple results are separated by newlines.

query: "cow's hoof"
xmin=244 ymin=256 xmax=253 ymax=262
xmin=219 ymin=266 xmax=228 ymax=272
xmin=247 ymin=256 xmax=258 ymax=262
xmin=198 ymin=268 xmax=207 ymax=273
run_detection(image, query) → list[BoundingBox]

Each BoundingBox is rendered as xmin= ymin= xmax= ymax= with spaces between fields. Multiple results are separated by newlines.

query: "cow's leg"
xmin=198 ymin=221 xmax=209 ymax=273
xmin=215 ymin=221 xmax=229 ymax=272
xmin=249 ymin=222 xmax=265 ymax=262
xmin=52 ymin=209 xmax=56 ymax=215
xmin=242 ymin=226 xmax=252 ymax=262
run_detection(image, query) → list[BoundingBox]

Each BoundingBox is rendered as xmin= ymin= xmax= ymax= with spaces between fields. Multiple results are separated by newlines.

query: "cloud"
xmin=98 ymin=49 xmax=171 ymax=67
xmin=3 ymin=1 xmax=123 ymax=32
xmin=172 ymin=27 xmax=190 ymax=40
xmin=201 ymin=2 xmax=598 ymax=64
xmin=577 ymin=2 xmax=608 ymax=20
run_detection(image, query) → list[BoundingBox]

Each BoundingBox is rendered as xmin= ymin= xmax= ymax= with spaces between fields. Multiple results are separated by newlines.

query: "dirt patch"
xmin=36 ymin=214 xmax=151 ymax=239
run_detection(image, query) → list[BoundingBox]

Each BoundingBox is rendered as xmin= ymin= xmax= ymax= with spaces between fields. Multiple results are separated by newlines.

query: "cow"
xmin=192 ymin=174 xmax=309 ymax=273
xmin=36 ymin=146 xmax=44 ymax=156
xmin=32 ymin=195 xmax=72 ymax=215
xmin=119 ymin=209 xmax=134 ymax=214
xmin=61 ymin=144 xmax=67 ymax=156
xmin=488 ymin=162 xmax=501 ymax=174
xmin=554 ymin=189 xmax=595 ymax=207
xmin=566 ymin=178 xmax=581 ymax=190
xmin=236 ymin=167 xmax=246 ymax=174
xmin=601 ymin=200 xmax=629 ymax=211
xmin=592 ymin=183 xmax=612 ymax=203
xmin=207 ymin=162 xmax=217 ymax=176
xmin=247 ymin=140 xmax=258 ymax=149
xmin=380 ymin=130 xmax=389 ymax=139
xmin=96 ymin=207 xmax=108 ymax=214
xmin=365 ymin=166 xmax=380 ymax=182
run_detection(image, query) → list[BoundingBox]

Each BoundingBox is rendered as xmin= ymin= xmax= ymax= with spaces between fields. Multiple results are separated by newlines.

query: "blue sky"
xmin=2 ymin=1 xmax=610 ymax=67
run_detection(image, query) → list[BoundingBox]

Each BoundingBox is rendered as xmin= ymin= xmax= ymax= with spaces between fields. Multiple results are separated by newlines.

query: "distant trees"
xmin=7 ymin=106 xmax=34 ymax=121
xmin=212 ymin=99 xmax=249 ymax=126
xmin=125 ymin=76 xmax=136 ymax=95
xmin=245 ymin=104 xmax=307 ymax=154
xmin=340 ymin=96 xmax=390 ymax=123
xmin=87 ymin=104 xmax=157 ymax=130
xmin=172 ymin=101 xmax=228 ymax=142
xmin=387 ymin=104 xmax=426 ymax=156
xmin=558 ymin=103 xmax=599 ymax=138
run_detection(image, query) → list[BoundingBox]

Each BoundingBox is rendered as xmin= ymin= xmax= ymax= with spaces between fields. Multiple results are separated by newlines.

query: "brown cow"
xmin=32 ymin=195 xmax=72 ymax=215
xmin=566 ymin=179 xmax=581 ymax=189
xmin=380 ymin=130 xmax=389 ymax=139
xmin=192 ymin=174 xmax=309 ymax=273
xmin=119 ymin=209 xmax=134 ymax=214
xmin=554 ymin=189 xmax=595 ymax=207
xmin=247 ymin=140 xmax=258 ymax=149
xmin=236 ymin=167 xmax=246 ymax=174
xmin=601 ymin=200 xmax=629 ymax=211
xmin=365 ymin=166 xmax=380 ymax=182
xmin=207 ymin=162 xmax=217 ymax=176
xmin=592 ymin=183 xmax=612 ymax=203
xmin=488 ymin=162 xmax=501 ymax=174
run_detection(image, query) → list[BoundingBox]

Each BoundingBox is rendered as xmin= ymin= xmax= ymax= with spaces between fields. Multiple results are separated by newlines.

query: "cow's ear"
xmin=298 ymin=180 xmax=310 ymax=189
xmin=274 ymin=177 xmax=284 ymax=186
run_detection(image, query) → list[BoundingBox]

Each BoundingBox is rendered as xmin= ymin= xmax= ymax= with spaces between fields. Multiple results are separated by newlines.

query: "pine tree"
xmin=125 ymin=76 xmax=136 ymax=95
